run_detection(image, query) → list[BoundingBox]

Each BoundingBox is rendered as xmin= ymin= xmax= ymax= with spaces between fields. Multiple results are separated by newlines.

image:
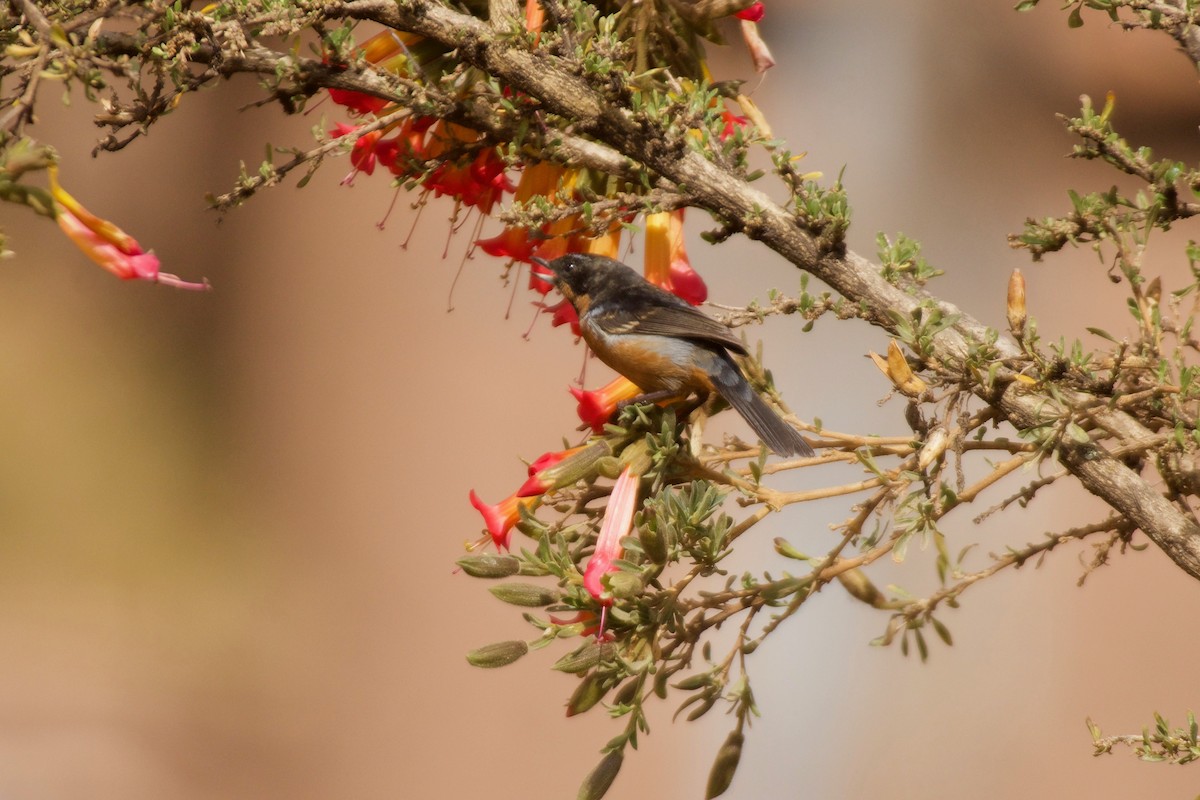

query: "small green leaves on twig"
xmin=1088 ymin=711 xmax=1200 ymax=765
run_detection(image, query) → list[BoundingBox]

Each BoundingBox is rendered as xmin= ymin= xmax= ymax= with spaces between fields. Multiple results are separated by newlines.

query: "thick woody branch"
xmin=96 ymin=0 xmax=1189 ymax=578
xmin=319 ymin=0 xmax=1200 ymax=580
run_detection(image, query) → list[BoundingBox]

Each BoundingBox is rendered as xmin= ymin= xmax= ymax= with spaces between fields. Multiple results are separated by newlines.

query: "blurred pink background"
xmin=0 ymin=2 xmax=1198 ymax=798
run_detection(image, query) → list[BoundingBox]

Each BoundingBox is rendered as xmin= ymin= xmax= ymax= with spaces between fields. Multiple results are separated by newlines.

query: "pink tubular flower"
xmin=740 ymin=19 xmax=776 ymax=73
xmin=48 ymin=167 xmax=208 ymax=290
xmin=583 ymin=464 xmax=641 ymax=604
xmin=468 ymin=489 xmax=540 ymax=551
xmin=571 ymin=377 xmax=643 ymax=432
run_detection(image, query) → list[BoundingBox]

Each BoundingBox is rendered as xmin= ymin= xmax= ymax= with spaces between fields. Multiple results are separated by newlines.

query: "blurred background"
xmin=0 ymin=1 xmax=1198 ymax=797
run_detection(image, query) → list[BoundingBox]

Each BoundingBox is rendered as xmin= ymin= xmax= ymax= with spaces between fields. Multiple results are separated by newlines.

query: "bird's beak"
xmin=530 ymin=256 xmax=555 ymax=274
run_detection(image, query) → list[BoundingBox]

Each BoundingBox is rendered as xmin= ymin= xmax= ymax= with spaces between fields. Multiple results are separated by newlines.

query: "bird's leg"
xmin=615 ymin=389 xmax=687 ymax=412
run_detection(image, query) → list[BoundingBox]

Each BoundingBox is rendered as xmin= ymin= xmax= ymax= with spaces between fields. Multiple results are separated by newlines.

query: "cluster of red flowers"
xmin=323 ymin=5 xmax=772 ymax=612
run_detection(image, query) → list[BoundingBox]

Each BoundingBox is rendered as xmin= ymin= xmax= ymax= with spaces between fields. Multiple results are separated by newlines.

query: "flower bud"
xmin=918 ymin=426 xmax=949 ymax=471
xmin=836 ymin=568 xmax=887 ymax=608
xmin=605 ymin=571 xmax=643 ymax=600
xmin=566 ymin=674 xmax=607 ymax=716
xmin=552 ymin=640 xmax=613 ymax=673
xmin=1007 ymin=268 xmax=1026 ymax=336
xmin=578 ymin=750 xmax=624 ymax=800
xmin=640 ymin=523 xmax=668 ymax=564
xmin=705 ymin=729 xmax=745 ymax=799
xmin=456 ymin=553 xmax=521 ymax=578
xmin=465 ymin=640 xmax=528 ymax=669
xmin=488 ymin=582 xmax=561 ymax=607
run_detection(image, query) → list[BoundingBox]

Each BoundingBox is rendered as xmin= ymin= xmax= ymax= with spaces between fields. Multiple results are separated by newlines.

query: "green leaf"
xmin=578 ymin=750 xmax=624 ymax=800
xmin=931 ymin=617 xmax=953 ymax=646
xmin=1085 ymin=327 xmax=1118 ymax=343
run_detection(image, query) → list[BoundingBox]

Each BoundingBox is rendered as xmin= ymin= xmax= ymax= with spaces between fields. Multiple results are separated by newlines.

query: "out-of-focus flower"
xmin=539 ymin=298 xmax=580 ymax=335
xmin=734 ymin=1 xmax=765 ymax=22
xmin=525 ymin=0 xmax=545 ymax=35
xmin=571 ymin=378 xmax=643 ymax=432
xmin=583 ymin=464 xmax=641 ymax=604
xmin=421 ymin=123 xmax=515 ymax=213
xmin=569 ymin=224 xmax=622 ymax=260
xmin=740 ymin=19 xmax=775 ymax=73
xmin=48 ymin=167 xmax=208 ymax=290
xmin=643 ymin=209 xmax=707 ymax=305
xmin=478 ymin=162 xmax=576 ymax=266
xmin=328 ymin=86 xmax=390 ymax=116
xmin=720 ymin=108 xmax=750 ymax=141
xmin=468 ymin=489 xmax=540 ymax=551
xmin=327 ymin=29 xmax=417 ymax=115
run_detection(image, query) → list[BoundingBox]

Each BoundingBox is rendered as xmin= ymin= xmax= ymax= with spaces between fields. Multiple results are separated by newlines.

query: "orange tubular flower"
xmin=476 ymin=162 xmax=571 ymax=264
xmin=571 ymin=378 xmax=643 ymax=432
xmin=48 ymin=167 xmax=208 ymax=290
xmin=327 ymin=29 xmax=418 ymax=115
xmin=643 ymin=210 xmax=707 ymax=305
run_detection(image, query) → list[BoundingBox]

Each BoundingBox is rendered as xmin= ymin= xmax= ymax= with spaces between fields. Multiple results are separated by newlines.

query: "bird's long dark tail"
xmin=707 ymin=353 xmax=815 ymax=457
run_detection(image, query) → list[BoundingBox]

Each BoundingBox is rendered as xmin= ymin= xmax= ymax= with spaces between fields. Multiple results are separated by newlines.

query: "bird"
xmin=533 ymin=253 xmax=815 ymax=457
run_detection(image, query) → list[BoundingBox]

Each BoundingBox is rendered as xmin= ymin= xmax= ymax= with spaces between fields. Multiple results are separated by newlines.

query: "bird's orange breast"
xmin=581 ymin=325 xmax=714 ymax=396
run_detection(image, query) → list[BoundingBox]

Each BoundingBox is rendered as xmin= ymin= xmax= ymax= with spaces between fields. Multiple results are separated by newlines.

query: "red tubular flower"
xmin=583 ymin=464 xmax=641 ymax=604
xmin=476 ymin=162 xmax=570 ymax=264
xmin=478 ymin=227 xmax=536 ymax=261
xmin=735 ymin=1 xmax=765 ymax=21
xmin=667 ymin=259 xmax=708 ymax=306
xmin=571 ymin=378 xmax=643 ymax=432
xmin=328 ymin=88 xmax=389 ymax=116
xmin=720 ymin=108 xmax=750 ymax=141
xmin=540 ymin=298 xmax=580 ymax=335
xmin=48 ymin=167 xmax=208 ymax=290
xmin=381 ymin=116 xmax=435 ymax=177
xmin=352 ymin=130 xmax=383 ymax=175
xmin=468 ymin=490 xmax=540 ymax=551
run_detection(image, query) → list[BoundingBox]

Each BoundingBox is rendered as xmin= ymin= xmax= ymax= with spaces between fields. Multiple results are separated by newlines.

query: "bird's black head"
xmin=532 ymin=253 xmax=632 ymax=305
